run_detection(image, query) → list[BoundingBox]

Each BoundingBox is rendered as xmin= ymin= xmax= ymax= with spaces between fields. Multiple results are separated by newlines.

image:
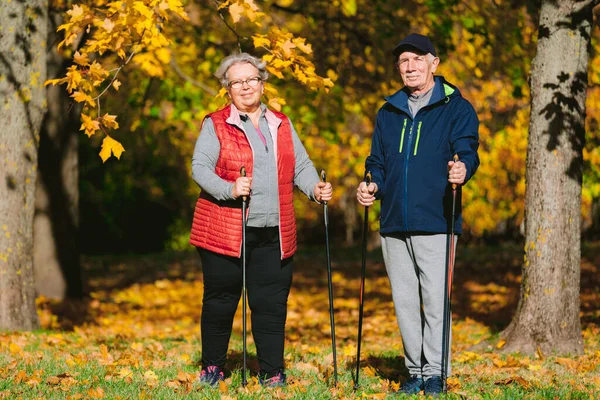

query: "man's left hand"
xmin=448 ymin=160 xmax=466 ymax=185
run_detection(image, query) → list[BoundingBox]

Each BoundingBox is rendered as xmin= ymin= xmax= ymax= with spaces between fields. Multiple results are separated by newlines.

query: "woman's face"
xmin=226 ymin=62 xmax=263 ymax=113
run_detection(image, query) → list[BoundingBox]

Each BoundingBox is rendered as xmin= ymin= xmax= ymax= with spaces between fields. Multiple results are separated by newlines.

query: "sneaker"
xmin=198 ymin=365 xmax=224 ymax=386
xmin=423 ymin=376 xmax=444 ymax=397
xmin=398 ymin=375 xmax=424 ymax=395
xmin=259 ymin=370 xmax=286 ymax=387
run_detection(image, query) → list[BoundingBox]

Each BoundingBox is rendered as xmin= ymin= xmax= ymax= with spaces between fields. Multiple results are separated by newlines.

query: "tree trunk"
xmin=501 ymin=0 xmax=595 ymax=355
xmin=33 ymin=6 xmax=83 ymax=300
xmin=0 ymin=0 xmax=47 ymax=330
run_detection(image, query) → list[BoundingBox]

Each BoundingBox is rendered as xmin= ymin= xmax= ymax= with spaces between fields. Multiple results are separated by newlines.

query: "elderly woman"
xmin=190 ymin=52 xmax=332 ymax=387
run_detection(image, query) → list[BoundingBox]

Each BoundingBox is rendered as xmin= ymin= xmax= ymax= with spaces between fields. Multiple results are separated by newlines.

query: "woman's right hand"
xmin=232 ymin=176 xmax=253 ymax=199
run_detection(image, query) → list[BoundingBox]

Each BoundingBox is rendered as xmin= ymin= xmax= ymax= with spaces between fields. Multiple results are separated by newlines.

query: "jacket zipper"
xmin=404 ymin=119 xmax=415 ymax=231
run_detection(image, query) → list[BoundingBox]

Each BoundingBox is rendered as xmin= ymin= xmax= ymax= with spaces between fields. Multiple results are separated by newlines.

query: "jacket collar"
xmin=226 ymin=103 xmax=282 ymax=134
xmin=385 ymin=76 xmax=459 ymax=115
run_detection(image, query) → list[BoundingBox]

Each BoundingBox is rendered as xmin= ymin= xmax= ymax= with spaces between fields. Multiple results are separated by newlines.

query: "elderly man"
xmin=357 ymin=33 xmax=479 ymax=397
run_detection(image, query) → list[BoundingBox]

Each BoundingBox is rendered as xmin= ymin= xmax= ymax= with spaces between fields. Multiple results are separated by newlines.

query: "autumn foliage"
xmin=44 ymin=0 xmax=600 ymax=242
xmin=1 ymin=245 xmax=600 ymax=398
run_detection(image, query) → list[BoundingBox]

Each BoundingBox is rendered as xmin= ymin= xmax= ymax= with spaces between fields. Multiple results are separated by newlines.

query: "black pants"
xmin=197 ymin=226 xmax=293 ymax=377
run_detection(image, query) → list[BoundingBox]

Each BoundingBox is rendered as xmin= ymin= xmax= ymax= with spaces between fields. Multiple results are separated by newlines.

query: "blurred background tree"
xmin=37 ymin=0 xmax=600 ymax=290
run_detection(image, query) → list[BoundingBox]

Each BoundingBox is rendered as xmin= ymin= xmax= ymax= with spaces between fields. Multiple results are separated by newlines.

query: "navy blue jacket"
xmin=366 ymin=76 xmax=479 ymax=235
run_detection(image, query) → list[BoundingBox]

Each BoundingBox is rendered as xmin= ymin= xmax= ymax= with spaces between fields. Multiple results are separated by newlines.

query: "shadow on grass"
xmin=45 ymin=241 xmax=600 ymax=333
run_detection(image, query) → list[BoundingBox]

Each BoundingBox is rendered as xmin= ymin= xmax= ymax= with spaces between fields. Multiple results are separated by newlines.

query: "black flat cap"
xmin=393 ymin=33 xmax=437 ymax=58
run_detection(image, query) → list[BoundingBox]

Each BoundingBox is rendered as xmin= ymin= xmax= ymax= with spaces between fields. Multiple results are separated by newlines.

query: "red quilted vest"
xmin=190 ymin=105 xmax=297 ymax=259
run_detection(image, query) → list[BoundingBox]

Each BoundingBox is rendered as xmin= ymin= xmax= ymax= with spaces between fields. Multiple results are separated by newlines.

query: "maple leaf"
xmin=99 ymin=135 xmax=125 ymax=162
xmin=102 ymin=18 xmax=115 ymax=33
xmin=67 ymin=4 xmax=85 ymax=21
xmin=253 ymin=35 xmax=271 ymax=48
xmin=73 ymin=51 xmax=90 ymax=66
xmin=80 ymin=114 xmax=100 ymax=137
xmin=280 ymin=39 xmax=296 ymax=58
xmin=101 ymin=113 xmax=119 ymax=130
xmin=89 ymin=62 xmax=109 ymax=86
xmin=117 ymin=367 xmax=133 ymax=382
xmin=133 ymin=1 xmax=153 ymax=18
xmin=292 ymin=37 xmax=312 ymax=54
xmin=228 ymin=2 xmax=244 ymax=23
xmin=71 ymin=91 xmax=95 ymax=106
xmin=87 ymin=387 xmax=105 ymax=399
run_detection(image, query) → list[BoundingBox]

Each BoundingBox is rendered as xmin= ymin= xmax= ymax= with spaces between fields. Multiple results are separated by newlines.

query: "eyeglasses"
xmin=228 ymin=77 xmax=262 ymax=89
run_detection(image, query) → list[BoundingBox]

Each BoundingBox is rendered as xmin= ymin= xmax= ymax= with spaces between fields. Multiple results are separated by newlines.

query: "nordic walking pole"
xmin=354 ymin=171 xmax=372 ymax=390
xmin=321 ymin=170 xmax=338 ymax=386
xmin=240 ymin=166 xmax=248 ymax=388
xmin=441 ymin=154 xmax=459 ymax=393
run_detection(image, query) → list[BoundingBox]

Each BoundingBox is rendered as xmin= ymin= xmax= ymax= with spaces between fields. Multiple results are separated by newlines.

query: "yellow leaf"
xmin=253 ymin=35 xmax=271 ymax=48
xmin=100 ymin=135 xmax=125 ymax=162
xmin=71 ymin=91 xmax=95 ymax=106
xmin=363 ymin=365 xmax=377 ymax=377
xmin=44 ymin=77 xmax=67 ymax=86
xmin=292 ymin=37 xmax=312 ymax=54
xmin=117 ymin=367 xmax=133 ymax=381
xmin=80 ymin=114 xmax=100 ymax=137
xmin=492 ymin=357 xmax=507 ymax=368
xmin=112 ymin=80 xmax=121 ymax=91
xmin=101 ymin=113 xmax=119 ymax=130
xmin=218 ymin=380 xmax=228 ymax=393
xmin=454 ymin=351 xmax=482 ymax=363
xmin=9 ymin=343 xmax=22 ymax=354
xmin=73 ymin=51 xmax=90 ymax=66
xmin=67 ymin=4 xmax=84 ymax=19
xmin=267 ymin=97 xmax=284 ymax=112
xmin=102 ymin=18 xmax=115 ymax=33
xmin=87 ymin=387 xmax=105 ymax=399
xmin=496 ymin=339 xmax=506 ymax=349
xmin=143 ymin=370 xmax=158 ymax=380
xmin=133 ymin=1 xmax=153 ymax=18
xmin=228 ymin=2 xmax=244 ymax=23
xmin=447 ymin=376 xmax=461 ymax=389
xmin=281 ymin=39 xmax=296 ymax=58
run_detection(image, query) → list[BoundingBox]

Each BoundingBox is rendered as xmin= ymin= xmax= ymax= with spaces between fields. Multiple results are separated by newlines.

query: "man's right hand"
xmin=357 ymin=181 xmax=378 ymax=206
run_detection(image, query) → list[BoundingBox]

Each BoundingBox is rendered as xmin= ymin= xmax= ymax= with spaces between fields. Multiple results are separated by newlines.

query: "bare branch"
xmin=213 ymin=0 xmax=245 ymax=52
xmin=93 ymin=49 xmax=137 ymax=109
xmin=170 ymin=56 xmax=218 ymax=96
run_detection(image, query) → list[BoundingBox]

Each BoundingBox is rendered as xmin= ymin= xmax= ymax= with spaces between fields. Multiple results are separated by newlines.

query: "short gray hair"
xmin=214 ymin=52 xmax=269 ymax=88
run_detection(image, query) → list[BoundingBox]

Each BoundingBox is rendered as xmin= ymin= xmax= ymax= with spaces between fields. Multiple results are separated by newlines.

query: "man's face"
xmin=397 ymin=51 xmax=439 ymax=94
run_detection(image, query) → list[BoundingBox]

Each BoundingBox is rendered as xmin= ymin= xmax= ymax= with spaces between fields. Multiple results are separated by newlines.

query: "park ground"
xmin=1 ymin=241 xmax=599 ymax=399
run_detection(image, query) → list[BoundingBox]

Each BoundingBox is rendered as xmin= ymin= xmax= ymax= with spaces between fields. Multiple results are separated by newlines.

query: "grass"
xmin=1 ymin=241 xmax=599 ymax=399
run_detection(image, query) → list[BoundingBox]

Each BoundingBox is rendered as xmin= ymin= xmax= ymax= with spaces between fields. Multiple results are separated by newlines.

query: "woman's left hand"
xmin=314 ymin=181 xmax=333 ymax=203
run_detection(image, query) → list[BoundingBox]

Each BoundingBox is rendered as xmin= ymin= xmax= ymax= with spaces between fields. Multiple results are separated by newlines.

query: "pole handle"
xmin=451 ymin=154 xmax=459 ymax=190
xmin=240 ymin=166 xmax=247 ymax=202
xmin=365 ymin=171 xmax=372 ymax=186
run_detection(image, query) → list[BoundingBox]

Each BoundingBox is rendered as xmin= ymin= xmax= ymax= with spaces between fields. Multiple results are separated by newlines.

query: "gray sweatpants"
xmin=381 ymin=233 xmax=456 ymax=378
